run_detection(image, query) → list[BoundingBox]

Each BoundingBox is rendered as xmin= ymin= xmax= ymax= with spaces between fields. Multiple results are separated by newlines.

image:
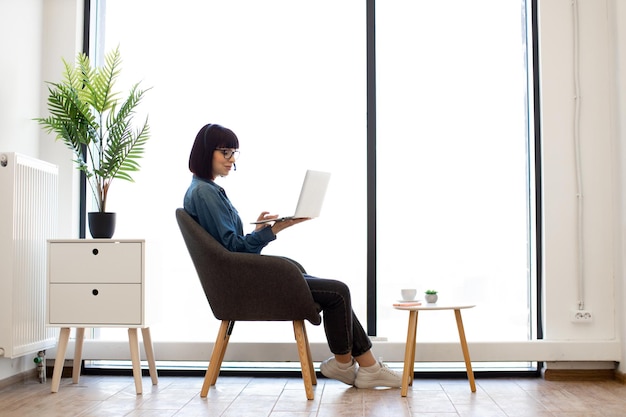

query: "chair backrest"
xmin=175 ymin=208 xmax=321 ymax=324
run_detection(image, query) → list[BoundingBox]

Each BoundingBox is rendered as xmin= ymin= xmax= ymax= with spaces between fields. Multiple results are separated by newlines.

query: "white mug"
xmin=400 ymin=288 xmax=417 ymax=301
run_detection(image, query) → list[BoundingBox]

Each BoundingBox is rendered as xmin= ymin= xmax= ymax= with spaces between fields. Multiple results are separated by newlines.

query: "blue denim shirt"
xmin=183 ymin=176 xmax=276 ymax=254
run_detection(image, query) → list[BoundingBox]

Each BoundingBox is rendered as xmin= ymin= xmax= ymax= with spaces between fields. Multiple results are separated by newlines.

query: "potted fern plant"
xmin=36 ymin=46 xmax=151 ymax=238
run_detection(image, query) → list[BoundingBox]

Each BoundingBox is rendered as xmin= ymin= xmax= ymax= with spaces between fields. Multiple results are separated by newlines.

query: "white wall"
xmin=0 ymin=0 xmax=45 ymax=382
xmin=538 ymin=0 xmax=625 ymax=372
xmin=0 ymin=0 xmax=44 ymax=157
xmin=0 ymin=0 xmax=82 ymax=383
xmin=2 ymin=0 xmax=626 ymax=383
xmin=611 ymin=0 xmax=626 ymax=374
xmin=0 ymin=0 xmax=81 ymax=237
xmin=38 ymin=0 xmax=84 ymax=238
xmin=540 ymin=0 xmax=615 ymax=340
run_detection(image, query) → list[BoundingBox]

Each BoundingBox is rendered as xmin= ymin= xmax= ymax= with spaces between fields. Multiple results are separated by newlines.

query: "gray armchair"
xmin=175 ymin=208 xmax=321 ymax=400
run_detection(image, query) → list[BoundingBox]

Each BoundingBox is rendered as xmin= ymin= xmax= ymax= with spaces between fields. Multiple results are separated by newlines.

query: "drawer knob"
xmin=92 ymin=289 xmax=99 ymax=296
xmin=92 ymin=248 xmax=99 ymax=255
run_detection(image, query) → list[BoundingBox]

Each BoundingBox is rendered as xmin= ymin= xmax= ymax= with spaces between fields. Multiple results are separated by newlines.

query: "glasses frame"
xmin=215 ymin=148 xmax=240 ymax=160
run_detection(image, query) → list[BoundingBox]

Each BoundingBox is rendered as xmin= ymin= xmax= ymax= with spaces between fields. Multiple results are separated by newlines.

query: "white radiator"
xmin=0 ymin=152 xmax=59 ymax=358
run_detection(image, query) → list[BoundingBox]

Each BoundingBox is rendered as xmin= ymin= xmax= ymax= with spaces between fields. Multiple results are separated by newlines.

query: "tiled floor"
xmin=1 ymin=372 xmax=626 ymax=417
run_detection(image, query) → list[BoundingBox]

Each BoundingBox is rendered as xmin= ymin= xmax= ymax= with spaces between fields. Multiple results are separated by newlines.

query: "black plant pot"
xmin=88 ymin=212 xmax=116 ymax=238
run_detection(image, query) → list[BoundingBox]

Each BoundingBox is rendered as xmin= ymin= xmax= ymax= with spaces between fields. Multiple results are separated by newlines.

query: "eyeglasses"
xmin=215 ymin=148 xmax=240 ymax=160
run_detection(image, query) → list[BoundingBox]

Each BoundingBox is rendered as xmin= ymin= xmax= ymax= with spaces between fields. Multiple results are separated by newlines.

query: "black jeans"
xmin=304 ymin=274 xmax=372 ymax=358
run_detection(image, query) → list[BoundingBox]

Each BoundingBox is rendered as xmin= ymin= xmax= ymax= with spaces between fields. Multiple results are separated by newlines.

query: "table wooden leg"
xmin=140 ymin=327 xmax=159 ymax=386
xmin=454 ymin=309 xmax=476 ymax=392
xmin=408 ymin=311 xmax=418 ymax=387
xmin=401 ymin=310 xmax=418 ymax=397
xmin=50 ymin=327 xmax=70 ymax=393
xmin=128 ymin=328 xmax=143 ymax=395
xmin=72 ymin=328 xmax=85 ymax=384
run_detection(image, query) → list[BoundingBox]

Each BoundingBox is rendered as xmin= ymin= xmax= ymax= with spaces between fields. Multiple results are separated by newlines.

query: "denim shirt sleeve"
xmin=183 ymin=176 xmax=276 ymax=254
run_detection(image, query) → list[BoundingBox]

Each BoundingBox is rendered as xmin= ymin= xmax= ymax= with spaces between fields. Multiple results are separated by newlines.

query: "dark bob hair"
xmin=188 ymin=124 xmax=239 ymax=180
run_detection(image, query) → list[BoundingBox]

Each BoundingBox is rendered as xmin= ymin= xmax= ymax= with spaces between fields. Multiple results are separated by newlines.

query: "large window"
xmin=94 ymin=0 xmax=366 ymax=345
xmin=376 ymin=1 xmax=534 ymax=342
xmin=91 ymin=0 xmax=536 ymax=356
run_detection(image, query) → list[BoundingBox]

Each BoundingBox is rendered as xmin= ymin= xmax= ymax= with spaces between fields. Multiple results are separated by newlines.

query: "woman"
xmin=183 ymin=123 xmax=401 ymax=389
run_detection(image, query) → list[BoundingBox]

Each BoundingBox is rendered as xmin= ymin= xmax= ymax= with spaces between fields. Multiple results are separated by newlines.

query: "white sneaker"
xmin=320 ymin=357 xmax=358 ymax=385
xmin=354 ymin=360 xmax=402 ymax=389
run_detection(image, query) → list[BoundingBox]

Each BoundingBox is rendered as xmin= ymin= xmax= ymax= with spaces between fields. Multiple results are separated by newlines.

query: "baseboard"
xmin=543 ymin=368 xmax=616 ymax=381
xmin=7 ymin=366 xmax=624 ymax=386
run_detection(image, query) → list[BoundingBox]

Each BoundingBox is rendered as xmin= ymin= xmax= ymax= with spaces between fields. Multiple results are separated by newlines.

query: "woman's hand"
xmin=271 ymin=217 xmax=310 ymax=234
xmin=254 ymin=211 xmax=311 ymax=233
xmin=254 ymin=211 xmax=278 ymax=231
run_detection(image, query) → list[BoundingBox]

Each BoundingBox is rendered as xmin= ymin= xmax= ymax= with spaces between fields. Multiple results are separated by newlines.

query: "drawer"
xmin=48 ymin=283 xmax=142 ymax=325
xmin=48 ymin=241 xmax=142 ymax=283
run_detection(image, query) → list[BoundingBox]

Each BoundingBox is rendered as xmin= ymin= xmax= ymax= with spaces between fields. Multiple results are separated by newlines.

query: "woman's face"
xmin=211 ymin=147 xmax=238 ymax=179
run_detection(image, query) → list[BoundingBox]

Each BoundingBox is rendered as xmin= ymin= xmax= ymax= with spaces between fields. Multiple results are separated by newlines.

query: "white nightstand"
xmin=47 ymin=239 xmax=158 ymax=394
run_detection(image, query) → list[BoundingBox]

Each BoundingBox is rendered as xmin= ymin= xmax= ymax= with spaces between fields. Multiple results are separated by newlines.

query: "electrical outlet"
xmin=571 ymin=310 xmax=593 ymax=323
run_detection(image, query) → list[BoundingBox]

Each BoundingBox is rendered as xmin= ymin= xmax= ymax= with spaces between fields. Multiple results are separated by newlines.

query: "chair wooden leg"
xmin=302 ymin=322 xmax=316 ymax=385
xmin=201 ymin=320 xmax=231 ymax=397
xmin=212 ymin=321 xmax=233 ymax=386
xmin=293 ymin=320 xmax=314 ymax=400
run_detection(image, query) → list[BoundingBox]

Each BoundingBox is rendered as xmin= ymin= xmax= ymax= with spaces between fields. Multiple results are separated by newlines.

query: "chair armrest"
xmin=268 ymin=256 xmax=307 ymax=274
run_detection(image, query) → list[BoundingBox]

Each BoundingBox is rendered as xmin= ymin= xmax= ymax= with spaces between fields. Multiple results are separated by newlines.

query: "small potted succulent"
xmin=425 ymin=290 xmax=438 ymax=303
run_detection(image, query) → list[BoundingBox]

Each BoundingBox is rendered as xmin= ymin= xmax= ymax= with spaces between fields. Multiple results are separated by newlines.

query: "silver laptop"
xmin=251 ymin=170 xmax=331 ymax=224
